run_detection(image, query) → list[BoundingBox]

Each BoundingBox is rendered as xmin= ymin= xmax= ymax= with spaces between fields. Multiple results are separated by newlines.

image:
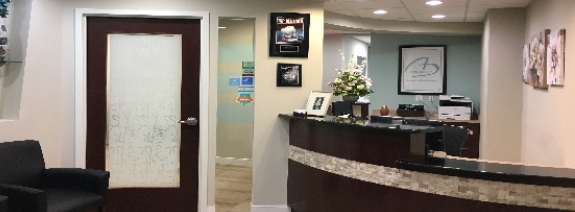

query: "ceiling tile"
xmin=469 ymin=0 xmax=531 ymax=6
xmin=354 ymin=7 xmax=414 ymax=21
xmin=324 ymin=1 xmax=348 ymax=10
xmin=401 ymin=0 xmax=467 ymax=7
xmin=332 ymin=0 xmax=402 ymax=5
xmin=465 ymin=12 xmax=486 ymax=22
xmin=409 ymin=4 xmax=467 ymax=15
xmin=413 ymin=12 xmax=466 ymax=22
xmin=329 ymin=9 xmax=360 ymax=17
xmin=324 ymin=0 xmax=531 ymax=23
xmin=337 ymin=0 xmax=404 ymax=10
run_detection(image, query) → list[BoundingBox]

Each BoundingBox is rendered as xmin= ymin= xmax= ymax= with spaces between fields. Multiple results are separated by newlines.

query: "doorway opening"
xmin=215 ymin=17 xmax=255 ymax=212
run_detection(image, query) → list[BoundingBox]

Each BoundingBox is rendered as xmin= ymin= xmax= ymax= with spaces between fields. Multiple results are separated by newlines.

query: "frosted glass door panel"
xmin=107 ymin=34 xmax=182 ymax=188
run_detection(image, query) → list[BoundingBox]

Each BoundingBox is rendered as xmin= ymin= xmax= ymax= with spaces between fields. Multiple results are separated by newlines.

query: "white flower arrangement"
xmin=328 ymin=53 xmax=373 ymax=97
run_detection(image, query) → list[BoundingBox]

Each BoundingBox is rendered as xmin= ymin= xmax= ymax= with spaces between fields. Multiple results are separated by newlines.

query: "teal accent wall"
xmin=218 ymin=44 xmax=254 ymax=63
xmin=217 ymin=104 xmax=255 ymax=123
xmin=369 ymin=33 xmax=482 ymax=113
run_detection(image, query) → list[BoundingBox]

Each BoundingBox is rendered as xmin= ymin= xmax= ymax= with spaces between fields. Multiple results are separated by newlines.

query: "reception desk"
xmin=280 ymin=114 xmax=575 ymax=212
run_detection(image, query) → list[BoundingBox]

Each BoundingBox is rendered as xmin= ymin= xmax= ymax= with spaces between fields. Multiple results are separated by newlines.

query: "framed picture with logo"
xmin=398 ymin=45 xmax=447 ymax=95
xmin=269 ymin=12 xmax=310 ymax=58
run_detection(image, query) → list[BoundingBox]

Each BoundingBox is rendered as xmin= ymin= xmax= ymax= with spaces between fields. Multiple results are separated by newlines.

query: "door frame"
xmin=73 ymin=8 xmax=210 ymax=212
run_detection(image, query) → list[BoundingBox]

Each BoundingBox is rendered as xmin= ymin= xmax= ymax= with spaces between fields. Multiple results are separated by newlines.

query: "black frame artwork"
xmin=398 ymin=45 xmax=447 ymax=95
xmin=269 ymin=12 xmax=310 ymax=58
xmin=277 ymin=63 xmax=302 ymax=87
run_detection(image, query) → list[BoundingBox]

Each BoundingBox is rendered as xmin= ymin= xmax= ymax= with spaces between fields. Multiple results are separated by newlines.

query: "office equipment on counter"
xmin=293 ymin=109 xmax=307 ymax=118
xmin=397 ymin=104 xmax=425 ymax=117
xmin=331 ymin=101 xmax=353 ymax=116
xmin=438 ymin=95 xmax=472 ymax=120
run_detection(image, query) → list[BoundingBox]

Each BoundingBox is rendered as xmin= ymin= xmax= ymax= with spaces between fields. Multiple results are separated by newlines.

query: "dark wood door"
xmin=85 ymin=17 xmax=200 ymax=212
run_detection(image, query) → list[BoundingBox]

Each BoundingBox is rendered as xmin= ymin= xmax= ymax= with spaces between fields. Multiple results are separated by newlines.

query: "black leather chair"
xmin=443 ymin=125 xmax=470 ymax=156
xmin=0 ymin=195 xmax=7 ymax=212
xmin=0 ymin=140 xmax=110 ymax=212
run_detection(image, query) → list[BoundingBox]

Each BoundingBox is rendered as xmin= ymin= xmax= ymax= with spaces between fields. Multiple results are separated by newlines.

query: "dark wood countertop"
xmin=278 ymin=114 xmax=440 ymax=133
xmin=397 ymin=157 xmax=575 ymax=188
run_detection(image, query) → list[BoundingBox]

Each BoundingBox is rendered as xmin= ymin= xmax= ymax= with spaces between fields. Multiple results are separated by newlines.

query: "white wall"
xmin=322 ymin=34 xmax=343 ymax=92
xmin=322 ymin=34 xmax=369 ymax=94
xmin=0 ymin=0 xmax=65 ymax=167
xmin=523 ymin=0 xmax=575 ymax=167
xmin=0 ymin=0 xmax=32 ymax=120
xmin=252 ymin=5 xmax=323 ymax=209
xmin=480 ymin=8 xmax=525 ymax=163
xmin=0 ymin=0 xmax=323 ymax=211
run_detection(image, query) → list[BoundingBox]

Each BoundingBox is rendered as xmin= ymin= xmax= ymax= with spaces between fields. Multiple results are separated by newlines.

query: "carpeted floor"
xmin=215 ymin=164 xmax=252 ymax=212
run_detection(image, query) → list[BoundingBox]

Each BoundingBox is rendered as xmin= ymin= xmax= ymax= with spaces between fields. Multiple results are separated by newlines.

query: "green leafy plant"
xmin=328 ymin=53 xmax=373 ymax=97
xmin=330 ymin=115 xmax=369 ymax=125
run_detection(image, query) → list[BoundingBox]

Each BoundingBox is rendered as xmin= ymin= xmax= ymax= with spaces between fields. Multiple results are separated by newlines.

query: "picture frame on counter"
xmin=305 ymin=91 xmax=332 ymax=117
xmin=398 ymin=45 xmax=447 ymax=95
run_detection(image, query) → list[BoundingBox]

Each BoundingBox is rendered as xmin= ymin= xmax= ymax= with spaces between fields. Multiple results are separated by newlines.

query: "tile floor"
xmin=215 ymin=164 xmax=252 ymax=212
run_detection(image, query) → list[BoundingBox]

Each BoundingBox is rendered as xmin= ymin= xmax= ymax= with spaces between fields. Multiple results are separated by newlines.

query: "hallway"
xmin=215 ymin=164 xmax=252 ymax=212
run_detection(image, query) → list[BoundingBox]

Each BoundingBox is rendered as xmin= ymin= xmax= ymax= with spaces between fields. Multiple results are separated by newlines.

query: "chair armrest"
xmin=0 ymin=184 xmax=47 ymax=212
xmin=41 ymin=168 xmax=110 ymax=197
xmin=0 ymin=195 xmax=7 ymax=212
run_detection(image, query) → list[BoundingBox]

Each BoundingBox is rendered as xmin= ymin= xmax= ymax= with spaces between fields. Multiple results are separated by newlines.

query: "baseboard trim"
xmin=216 ymin=156 xmax=252 ymax=166
xmin=206 ymin=205 xmax=215 ymax=212
xmin=251 ymin=204 xmax=290 ymax=212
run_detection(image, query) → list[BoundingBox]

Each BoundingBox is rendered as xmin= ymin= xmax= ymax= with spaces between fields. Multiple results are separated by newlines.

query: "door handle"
xmin=178 ymin=117 xmax=198 ymax=126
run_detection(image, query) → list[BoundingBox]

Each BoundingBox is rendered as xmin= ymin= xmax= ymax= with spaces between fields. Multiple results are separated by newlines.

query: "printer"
xmin=438 ymin=95 xmax=472 ymax=120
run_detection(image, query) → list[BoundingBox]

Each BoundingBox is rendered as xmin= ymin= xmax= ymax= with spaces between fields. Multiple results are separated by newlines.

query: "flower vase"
xmin=342 ymin=95 xmax=359 ymax=102
xmin=380 ymin=105 xmax=389 ymax=116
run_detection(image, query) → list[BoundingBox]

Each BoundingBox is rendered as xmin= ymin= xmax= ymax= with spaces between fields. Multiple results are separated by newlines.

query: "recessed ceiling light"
xmin=432 ymin=14 xmax=446 ymax=19
xmin=230 ymin=18 xmax=245 ymax=21
xmin=373 ymin=10 xmax=388 ymax=15
xmin=218 ymin=26 xmax=226 ymax=29
xmin=426 ymin=0 xmax=443 ymax=6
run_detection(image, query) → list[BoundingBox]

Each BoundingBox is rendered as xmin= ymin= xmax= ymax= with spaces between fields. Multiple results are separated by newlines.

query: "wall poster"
xmin=277 ymin=63 xmax=302 ymax=87
xmin=547 ymin=29 xmax=566 ymax=86
xmin=398 ymin=45 xmax=447 ymax=95
xmin=269 ymin=12 xmax=310 ymax=58
xmin=527 ymin=29 xmax=550 ymax=89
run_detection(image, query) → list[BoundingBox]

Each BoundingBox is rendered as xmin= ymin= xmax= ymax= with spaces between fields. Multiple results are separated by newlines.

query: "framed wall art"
xmin=269 ymin=12 xmax=310 ymax=58
xmin=527 ymin=29 xmax=550 ymax=89
xmin=523 ymin=43 xmax=530 ymax=84
xmin=277 ymin=63 xmax=302 ymax=87
xmin=305 ymin=91 xmax=332 ymax=117
xmin=398 ymin=45 xmax=447 ymax=95
xmin=547 ymin=29 xmax=566 ymax=86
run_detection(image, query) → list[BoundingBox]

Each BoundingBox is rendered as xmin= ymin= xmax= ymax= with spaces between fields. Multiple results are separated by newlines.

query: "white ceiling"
xmin=324 ymin=0 xmax=531 ymax=22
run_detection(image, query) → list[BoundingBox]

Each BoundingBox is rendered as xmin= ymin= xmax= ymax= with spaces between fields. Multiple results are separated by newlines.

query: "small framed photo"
xmin=305 ymin=91 xmax=333 ymax=117
xmin=277 ymin=63 xmax=302 ymax=87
